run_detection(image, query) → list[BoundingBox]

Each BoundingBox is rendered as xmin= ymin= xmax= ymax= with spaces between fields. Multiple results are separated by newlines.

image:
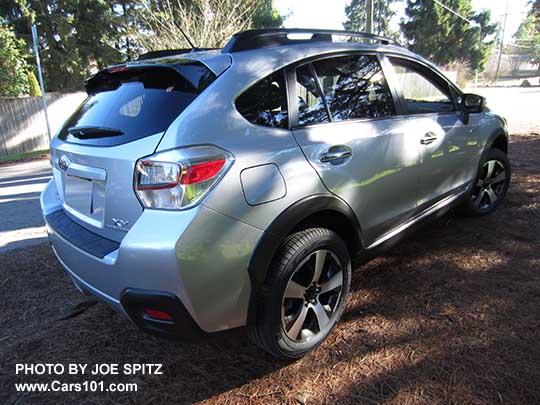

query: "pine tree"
xmin=401 ymin=0 xmax=497 ymax=72
xmin=344 ymin=0 xmax=396 ymax=37
xmin=253 ymin=0 xmax=284 ymax=28
xmin=514 ymin=0 xmax=540 ymax=74
xmin=0 ymin=0 xmax=130 ymax=91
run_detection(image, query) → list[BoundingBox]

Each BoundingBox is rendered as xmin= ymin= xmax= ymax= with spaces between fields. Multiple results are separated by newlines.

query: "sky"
xmin=273 ymin=0 xmax=531 ymax=43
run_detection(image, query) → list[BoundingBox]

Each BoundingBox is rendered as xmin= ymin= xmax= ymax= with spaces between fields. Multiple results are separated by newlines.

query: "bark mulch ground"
xmin=1 ymin=134 xmax=539 ymax=404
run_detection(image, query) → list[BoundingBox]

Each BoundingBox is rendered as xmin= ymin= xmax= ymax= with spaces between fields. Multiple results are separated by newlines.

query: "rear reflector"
xmin=144 ymin=309 xmax=173 ymax=321
xmin=180 ymin=159 xmax=226 ymax=185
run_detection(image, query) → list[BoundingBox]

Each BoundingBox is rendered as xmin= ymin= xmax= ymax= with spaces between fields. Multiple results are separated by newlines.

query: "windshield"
xmin=58 ymin=64 xmax=216 ymax=146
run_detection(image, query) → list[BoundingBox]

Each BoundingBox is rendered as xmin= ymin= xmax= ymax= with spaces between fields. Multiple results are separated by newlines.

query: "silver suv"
xmin=41 ymin=29 xmax=511 ymax=359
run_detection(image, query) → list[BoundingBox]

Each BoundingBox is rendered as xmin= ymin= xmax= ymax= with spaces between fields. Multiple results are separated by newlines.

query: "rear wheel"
xmin=459 ymin=148 xmax=511 ymax=216
xmin=249 ymin=228 xmax=351 ymax=359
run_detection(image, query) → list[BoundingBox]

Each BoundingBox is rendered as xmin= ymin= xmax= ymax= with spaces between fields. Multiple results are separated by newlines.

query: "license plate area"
xmin=65 ymin=175 xmax=92 ymax=213
xmin=63 ymin=174 xmax=105 ymax=228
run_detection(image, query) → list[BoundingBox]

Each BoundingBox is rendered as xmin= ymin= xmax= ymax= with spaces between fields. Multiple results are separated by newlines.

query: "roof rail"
xmin=137 ymin=48 xmax=219 ymax=61
xmin=222 ymin=28 xmax=397 ymax=53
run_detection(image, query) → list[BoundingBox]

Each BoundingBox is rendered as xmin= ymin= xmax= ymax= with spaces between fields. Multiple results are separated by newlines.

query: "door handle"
xmin=320 ymin=145 xmax=352 ymax=163
xmin=420 ymin=132 xmax=438 ymax=145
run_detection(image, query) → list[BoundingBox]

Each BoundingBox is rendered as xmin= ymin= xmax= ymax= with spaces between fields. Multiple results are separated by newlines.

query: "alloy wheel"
xmin=472 ymin=159 xmax=506 ymax=210
xmin=281 ymin=249 xmax=344 ymax=342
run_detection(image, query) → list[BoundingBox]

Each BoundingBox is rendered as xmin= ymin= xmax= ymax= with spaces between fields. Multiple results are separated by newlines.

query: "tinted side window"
xmin=312 ymin=55 xmax=395 ymax=121
xmin=296 ymin=64 xmax=330 ymax=126
xmin=388 ymin=57 xmax=454 ymax=114
xmin=236 ymin=70 xmax=288 ymax=128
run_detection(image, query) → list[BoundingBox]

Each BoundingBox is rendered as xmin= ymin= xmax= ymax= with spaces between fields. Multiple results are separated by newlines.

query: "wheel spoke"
xmin=284 ymin=281 xmax=306 ymax=299
xmin=286 ymin=305 xmax=308 ymax=339
xmin=485 ymin=187 xmax=498 ymax=204
xmin=312 ymin=302 xmax=330 ymax=330
xmin=473 ymin=190 xmax=485 ymax=207
xmin=312 ymin=250 xmax=327 ymax=284
xmin=491 ymin=171 xmax=506 ymax=184
xmin=319 ymin=271 xmax=343 ymax=294
xmin=486 ymin=160 xmax=496 ymax=179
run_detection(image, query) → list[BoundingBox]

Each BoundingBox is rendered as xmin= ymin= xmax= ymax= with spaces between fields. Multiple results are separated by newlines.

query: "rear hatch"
xmin=50 ymin=61 xmax=218 ymax=242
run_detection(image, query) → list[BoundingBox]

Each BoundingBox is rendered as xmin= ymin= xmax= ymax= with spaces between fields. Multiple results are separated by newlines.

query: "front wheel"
xmin=249 ymin=228 xmax=351 ymax=359
xmin=458 ymin=148 xmax=511 ymax=217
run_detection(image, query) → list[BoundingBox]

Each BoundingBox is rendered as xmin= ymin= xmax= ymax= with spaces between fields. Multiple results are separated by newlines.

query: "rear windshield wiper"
xmin=68 ymin=126 xmax=124 ymax=139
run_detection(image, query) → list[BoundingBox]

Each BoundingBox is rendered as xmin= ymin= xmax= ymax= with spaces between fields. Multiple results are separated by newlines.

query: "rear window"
xmin=59 ymin=63 xmax=216 ymax=146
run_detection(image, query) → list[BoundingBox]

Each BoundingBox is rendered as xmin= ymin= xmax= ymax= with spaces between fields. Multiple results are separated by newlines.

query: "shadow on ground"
xmin=1 ymin=135 xmax=539 ymax=404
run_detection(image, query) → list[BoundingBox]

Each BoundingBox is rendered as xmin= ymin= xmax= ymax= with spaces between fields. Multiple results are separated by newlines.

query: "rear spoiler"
xmin=84 ymin=63 xmax=215 ymax=95
xmin=137 ymin=48 xmax=219 ymax=60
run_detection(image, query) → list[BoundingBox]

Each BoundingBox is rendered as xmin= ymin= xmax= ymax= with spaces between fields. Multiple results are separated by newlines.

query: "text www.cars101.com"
xmin=15 ymin=380 xmax=138 ymax=393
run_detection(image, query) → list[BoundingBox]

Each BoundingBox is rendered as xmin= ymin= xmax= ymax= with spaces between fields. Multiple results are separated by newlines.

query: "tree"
xmin=136 ymin=0 xmax=257 ymax=50
xmin=344 ymin=0 xmax=397 ymax=38
xmin=401 ymin=0 xmax=497 ymax=72
xmin=0 ymin=25 xmax=29 ymax=97
xmin=0 ymin=0 xmax=129 ymax=91
xmin=111 ymin=0 xmax=147 ymax=61
xmin=514 ymin=0 xmax=540 ymax=74
xmin=0 ymin=0 xmax=284 ymax=92
xmin=252 ymin=0 xmax=283 ymax=29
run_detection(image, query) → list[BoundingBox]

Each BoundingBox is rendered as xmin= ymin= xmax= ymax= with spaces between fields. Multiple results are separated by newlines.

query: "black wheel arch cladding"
xmin=246 ymin=193 xmax=363 ymax=326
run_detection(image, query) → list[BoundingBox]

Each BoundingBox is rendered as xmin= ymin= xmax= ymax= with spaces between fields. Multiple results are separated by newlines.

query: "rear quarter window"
xmin=59 ymin=64 xmax=216 ymax=146
xmin=235 ymin=70 xmax=288 ymax=129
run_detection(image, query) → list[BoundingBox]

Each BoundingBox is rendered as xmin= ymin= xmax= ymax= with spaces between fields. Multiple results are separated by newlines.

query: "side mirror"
xmin=462 ymin=93 xmax=485 ymax=113
xmin=460 ymin=93 xmax=485 ymax=124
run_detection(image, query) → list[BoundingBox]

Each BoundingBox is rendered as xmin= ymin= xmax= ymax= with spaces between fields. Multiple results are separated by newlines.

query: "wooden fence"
xmin=0 ymin=92 xmax=86 ymax=157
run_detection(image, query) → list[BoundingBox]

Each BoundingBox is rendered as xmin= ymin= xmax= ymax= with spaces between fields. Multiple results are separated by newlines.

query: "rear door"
xmin=51 ymin=63 xmax=216 ymax=242
xmin=384 ymin=56 xmax=478 ymax=209
xmin=290 ymin=53 xmax=422 ymax=246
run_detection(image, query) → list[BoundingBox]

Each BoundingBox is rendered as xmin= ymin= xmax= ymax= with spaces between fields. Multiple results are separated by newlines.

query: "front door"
xmin=385 ymin=56 xmax=480 ymax=209
xmin=290 ymin=54 xmax=422 ymax=246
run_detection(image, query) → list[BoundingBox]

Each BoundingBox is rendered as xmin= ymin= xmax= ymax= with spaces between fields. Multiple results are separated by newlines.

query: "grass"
xmin=0 ymin=149 xmax=49 ymax=165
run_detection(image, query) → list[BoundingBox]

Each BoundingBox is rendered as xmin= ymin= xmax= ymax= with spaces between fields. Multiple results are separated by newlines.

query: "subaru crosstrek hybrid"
xmin=41 ymin=29 xmax=511 ymax=358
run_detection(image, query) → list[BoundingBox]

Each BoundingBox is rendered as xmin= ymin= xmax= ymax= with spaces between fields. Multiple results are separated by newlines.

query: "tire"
xmin=249 ymin=228 xmax=351 ymax=359
xmin=458 ymin=148 xmax=511 ymax=217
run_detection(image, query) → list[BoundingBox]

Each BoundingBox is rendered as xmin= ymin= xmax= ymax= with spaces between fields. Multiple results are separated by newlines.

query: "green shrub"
xmin=0 ymin=26 xmax=30 ymax=97
xmin=27 ymin=70 xmax=42 ymax=97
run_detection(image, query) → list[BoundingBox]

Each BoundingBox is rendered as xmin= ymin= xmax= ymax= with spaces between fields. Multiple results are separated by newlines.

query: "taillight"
xmin=136 ymin=161 xmax=182 ymax=190
xmin=180 ymin=159 xmax=226 ymax=185
xmin=134 ymin=146 xmax=233 ymax=210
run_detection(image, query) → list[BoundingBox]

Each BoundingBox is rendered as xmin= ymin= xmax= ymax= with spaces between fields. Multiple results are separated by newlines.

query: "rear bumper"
xmin=52 ymin=245 xmax=216 ymax=340
xmin=120 ymin=288 xmax=210 ymax=340
xmin=41 ymin=179 xmax=263 ymax=336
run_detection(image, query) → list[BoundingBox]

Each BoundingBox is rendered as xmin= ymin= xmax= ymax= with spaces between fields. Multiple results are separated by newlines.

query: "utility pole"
xmin=31 ymin=24 xmax=52 ymax=142
xmin=366 ymin=0 xmax=374 ymax=34
xmin=494 ymin=0 xmax=510 ymax=84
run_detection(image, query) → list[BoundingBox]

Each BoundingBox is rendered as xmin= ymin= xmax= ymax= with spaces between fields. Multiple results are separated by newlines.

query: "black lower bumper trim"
xmin=46 ymin=209 xmax=119 ymax=259
xmin=121 ymin=289 xmax=209 ymax=341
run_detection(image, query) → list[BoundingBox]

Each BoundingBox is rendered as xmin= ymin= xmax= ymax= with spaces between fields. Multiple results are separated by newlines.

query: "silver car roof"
xmin=120 ymin=40 xmax=447 ymax=90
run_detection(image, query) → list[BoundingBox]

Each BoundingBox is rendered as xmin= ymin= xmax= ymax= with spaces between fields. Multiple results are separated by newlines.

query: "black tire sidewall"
xmin=462 ymin=148 xmax=511 ymax=216
xmin=259 ymin=229 xmax=351 ymax=358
